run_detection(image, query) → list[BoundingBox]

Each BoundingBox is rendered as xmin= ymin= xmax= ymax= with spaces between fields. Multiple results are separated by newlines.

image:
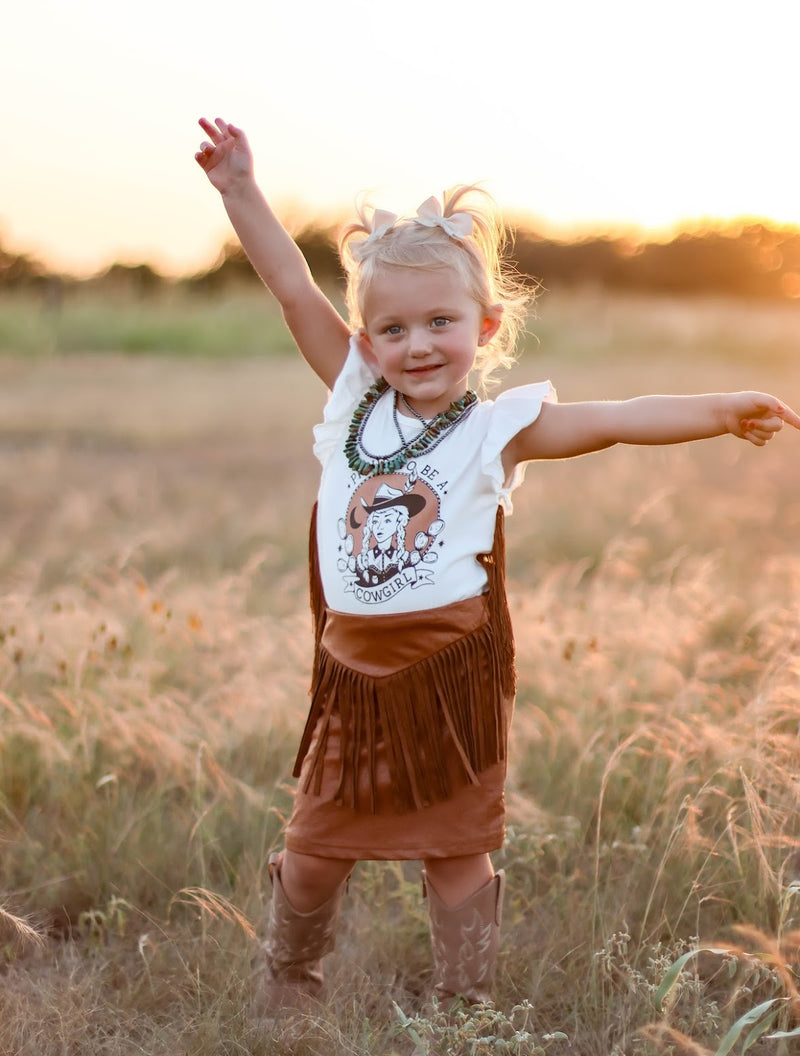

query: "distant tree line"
xmin=2 ymin=219 xmax=800 ymax=301
xmin=511 ymin=221 xmax=800 ymax=300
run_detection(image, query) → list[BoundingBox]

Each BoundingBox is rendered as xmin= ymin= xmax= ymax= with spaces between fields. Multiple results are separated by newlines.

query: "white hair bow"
xmin=414 ymin=196 xmax=473 ymax=240
xmin=348 ymin=208 xmax=398 ymax=260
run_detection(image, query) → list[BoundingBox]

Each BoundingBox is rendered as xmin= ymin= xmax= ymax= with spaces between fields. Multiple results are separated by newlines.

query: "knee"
xmin=279 ymin=850 xmax=355 ymax=912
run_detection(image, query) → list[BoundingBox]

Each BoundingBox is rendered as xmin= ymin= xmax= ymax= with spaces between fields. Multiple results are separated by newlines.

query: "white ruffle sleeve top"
xmin=313 ymin=337 xmax=555 ymax=615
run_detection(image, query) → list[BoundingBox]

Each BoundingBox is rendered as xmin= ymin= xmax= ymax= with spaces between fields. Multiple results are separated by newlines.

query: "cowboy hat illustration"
xmin=350 ymin=483 xmax=427 ymax=528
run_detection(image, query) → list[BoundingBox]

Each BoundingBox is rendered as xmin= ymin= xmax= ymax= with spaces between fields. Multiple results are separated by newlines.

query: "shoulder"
xmin=481 ymin=380 xmax=557 ymax=438
xmin=471 ymin=380 xmax=557 ymax=509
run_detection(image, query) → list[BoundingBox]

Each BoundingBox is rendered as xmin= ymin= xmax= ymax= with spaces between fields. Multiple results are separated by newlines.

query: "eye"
xmin=385 ymin=324 xmax=403 ymax=336
xmin=431 ymin=317 xmax=450 ymax=328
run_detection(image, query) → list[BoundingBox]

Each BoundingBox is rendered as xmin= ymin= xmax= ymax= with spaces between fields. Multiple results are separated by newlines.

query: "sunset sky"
xmin=4 ymin=0 xmax=799 ymax=277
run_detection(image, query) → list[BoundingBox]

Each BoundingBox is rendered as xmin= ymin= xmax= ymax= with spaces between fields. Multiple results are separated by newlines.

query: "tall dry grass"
xmin=1 ymin=288 xmax=799 ymax=1054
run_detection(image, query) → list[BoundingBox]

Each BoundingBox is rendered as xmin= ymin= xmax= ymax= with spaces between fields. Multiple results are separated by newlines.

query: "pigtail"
xmin=440 ymin=185 xmax=536 ymax=385
xmin=441 ymin=184 xmax=503 ymax=276
xmin=339 ymin=200 xmax=400 ymax=328
xmin=338 ymin=200 xmax=371 ymax=271
xmin=339 ymin=202 xmax=398 ymax=267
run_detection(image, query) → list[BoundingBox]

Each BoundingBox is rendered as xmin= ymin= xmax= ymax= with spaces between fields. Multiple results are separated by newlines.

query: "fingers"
xmin=736 ymin=393 xmax=800 ymax=444
xmin=195 ymin=117 xmax=240 ymax=170
xmin=776 ymin=402 xmax=800 ymax=431
xmin=754 ymin=394 xmax=800 ymax=431
xmin=739 ymin=414 xmax=787 ymax=446
xmin=746 ymin=414 xmax=782 ymax=433
xmin=740 ymin=422 xmax=776 ymax=445
xmin=195 ymin=117 xmax=246 ymax=164
xmin=194 ymin=140 xmax=214 ymax=168
xmin=198 ymin=116 xmax=241 ymax=142
xmin=198 ymin=116 xmax=225 ymax=143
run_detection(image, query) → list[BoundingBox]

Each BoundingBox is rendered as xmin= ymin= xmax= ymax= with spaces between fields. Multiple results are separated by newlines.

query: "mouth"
xmin=405 ymin=364 xmax=442 ymax=376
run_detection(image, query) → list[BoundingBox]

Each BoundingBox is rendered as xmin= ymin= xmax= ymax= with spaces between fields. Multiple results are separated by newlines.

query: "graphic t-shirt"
xmin=314 ymin=337 xmax=555 ymax=615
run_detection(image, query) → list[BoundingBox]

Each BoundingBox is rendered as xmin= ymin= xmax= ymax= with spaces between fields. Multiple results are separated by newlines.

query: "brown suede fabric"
xmin=284 ymin=506 xmax=515 ymax=861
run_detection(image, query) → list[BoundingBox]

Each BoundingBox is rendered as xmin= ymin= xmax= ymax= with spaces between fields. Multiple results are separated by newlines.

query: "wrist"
xmin=219 ymin=172 xmax=261 ymax=204
xmin=714 ymin=393 xmax=737 ymax=437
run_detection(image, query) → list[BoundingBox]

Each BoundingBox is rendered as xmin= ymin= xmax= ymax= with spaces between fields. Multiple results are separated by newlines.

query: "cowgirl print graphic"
xmin=336 ymin=466 xmax=444 ymax=605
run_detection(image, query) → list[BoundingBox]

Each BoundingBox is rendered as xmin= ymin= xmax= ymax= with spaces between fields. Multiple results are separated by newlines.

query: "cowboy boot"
xmin=423 ymin=869 xmax=505 ymax=1007
xmin=251 ymin=853 xmax=344 ymax=1017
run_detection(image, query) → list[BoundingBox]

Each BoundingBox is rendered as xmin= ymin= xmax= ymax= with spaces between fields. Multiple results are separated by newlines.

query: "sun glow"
xmin=3 ymin=0 xmax=799 ymax=276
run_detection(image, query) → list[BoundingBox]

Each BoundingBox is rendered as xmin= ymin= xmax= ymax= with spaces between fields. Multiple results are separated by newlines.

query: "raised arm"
xmin=195 ymin=117 xmax=350 ymax=388
xmin=504 ymin=390 xmax=800 ymax=468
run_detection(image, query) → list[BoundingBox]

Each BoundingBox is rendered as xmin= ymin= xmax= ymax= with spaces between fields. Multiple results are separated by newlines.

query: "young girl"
xmin=195 ymin=117 xmax=799 ymax=1014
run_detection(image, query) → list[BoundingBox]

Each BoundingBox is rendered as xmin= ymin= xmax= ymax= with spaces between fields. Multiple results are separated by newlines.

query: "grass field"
xmin=1 ymin=288 xmax=799 ymax=1055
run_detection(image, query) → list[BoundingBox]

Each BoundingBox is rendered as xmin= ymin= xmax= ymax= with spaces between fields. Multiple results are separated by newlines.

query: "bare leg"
xmin=423 ymin=852 xmax=494 ymax=906
xmin=280 ymin=848 xmax=356 ymax=912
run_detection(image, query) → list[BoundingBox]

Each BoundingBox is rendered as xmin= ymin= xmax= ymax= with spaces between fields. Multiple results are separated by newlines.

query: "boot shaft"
xmin=424 ymin=869 xmax=505 ymax=1006
xmin=252 ymin=853 xmax=345 ymax=1014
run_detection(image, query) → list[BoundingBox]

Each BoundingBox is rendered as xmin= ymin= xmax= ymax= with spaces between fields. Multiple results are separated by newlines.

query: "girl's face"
xmin=360 ymin=266 xmax=501 ymax=419
xmin=369 ymin=507 xmax=401 ymax=545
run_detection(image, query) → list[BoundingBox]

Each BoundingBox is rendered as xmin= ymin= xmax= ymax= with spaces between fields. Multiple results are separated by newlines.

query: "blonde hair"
xmin=338 ymin=186 xmax=534 ymax=387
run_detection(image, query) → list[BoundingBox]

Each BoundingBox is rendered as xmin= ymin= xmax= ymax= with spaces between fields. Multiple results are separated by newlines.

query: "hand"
xmin=195 ymin=117 xmax=254 ymax=194
xmin=724 ymin=391 xmax=800 ymax=446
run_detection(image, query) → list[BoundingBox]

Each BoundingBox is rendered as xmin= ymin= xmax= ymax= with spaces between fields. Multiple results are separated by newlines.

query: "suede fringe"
xmin=294 ymin=505 xmax=516 ymax=813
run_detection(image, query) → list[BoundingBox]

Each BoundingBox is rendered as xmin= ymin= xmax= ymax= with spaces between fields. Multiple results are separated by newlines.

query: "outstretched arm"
xmin=195 ymin=117 xmax=350 ymax=387
xmin=504 ymin=390 xmax=800 ymax=467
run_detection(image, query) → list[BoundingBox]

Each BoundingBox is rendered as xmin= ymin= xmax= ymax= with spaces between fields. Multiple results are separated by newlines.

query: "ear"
xmin=477 ymin=304 xmax=503 ymax=347
xmin=354 ymin=327 xmax=380 ymax=369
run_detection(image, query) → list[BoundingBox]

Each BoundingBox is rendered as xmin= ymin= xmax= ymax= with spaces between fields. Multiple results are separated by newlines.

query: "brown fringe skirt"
xmin=284 ymin=507 xmax=516 ymax=861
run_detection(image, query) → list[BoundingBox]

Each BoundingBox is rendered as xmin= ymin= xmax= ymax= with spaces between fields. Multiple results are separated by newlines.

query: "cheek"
xmin=374 ymin=343 xmax=403 ymax=371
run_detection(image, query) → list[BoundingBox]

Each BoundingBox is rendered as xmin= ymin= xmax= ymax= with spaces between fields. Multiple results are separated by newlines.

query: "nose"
xmin=408 ymin=326 xmax=433 ymax=357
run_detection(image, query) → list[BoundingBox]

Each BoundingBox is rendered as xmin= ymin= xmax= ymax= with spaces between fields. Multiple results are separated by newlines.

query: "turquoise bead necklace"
xmin=344 ymin=377 xmax=477 ymax=478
